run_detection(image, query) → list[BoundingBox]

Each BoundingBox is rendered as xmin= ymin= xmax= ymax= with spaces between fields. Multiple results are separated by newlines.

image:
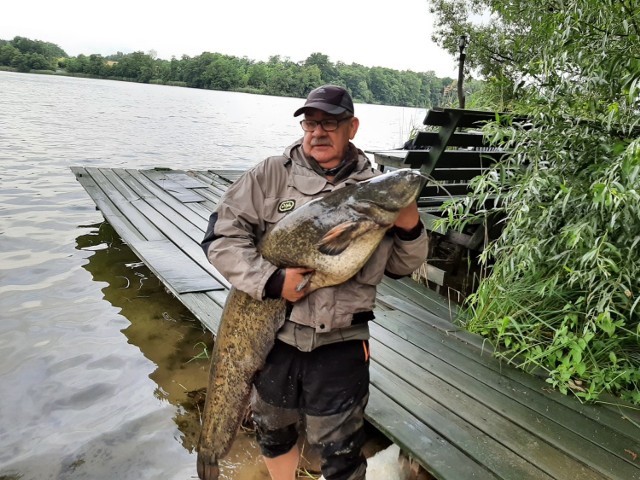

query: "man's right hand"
xmin=281 ymin=267 xmax=314 ymax=302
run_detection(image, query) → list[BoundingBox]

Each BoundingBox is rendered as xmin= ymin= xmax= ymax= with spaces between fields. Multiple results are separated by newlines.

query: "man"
xmin=201 ymin=85 xmax=428 ymax=480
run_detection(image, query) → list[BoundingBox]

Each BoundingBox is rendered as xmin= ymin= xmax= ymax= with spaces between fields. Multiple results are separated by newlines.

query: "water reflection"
xmin=76 ymin=221 xmax=213 ymax=449
xmin=75 ymin=222 xmax=271 ymax=479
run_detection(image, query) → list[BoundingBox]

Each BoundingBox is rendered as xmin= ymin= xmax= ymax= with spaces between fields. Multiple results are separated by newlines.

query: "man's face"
xmin=301 ymin=109 xmax=359 ymax=169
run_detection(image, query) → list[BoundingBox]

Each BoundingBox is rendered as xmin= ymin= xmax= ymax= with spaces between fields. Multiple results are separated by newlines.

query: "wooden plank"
xmin=191 ymin=183 xmax=225 ymax=205
xmin=100 ymin=168 xmax=144 ymax=202
xmin=373 ymin=150 xmax=505 ymax=173
xmin=420 ymin=150 xmax=506 ymax=169
xmin=164 ymin=172 xmax=209 ymax=189
xmin=419 ymin=211 xmax=446 ymax=234
xmin=369 ymin=363 xmax=554 ymax=480
xmin=430 ymin=168 xmax=487 ymax=181
xmin=423 ymin=108 xmax=499 ymax=128
xmin=412 ymin=314 xmax=640 ymax=443
xmin=124 ymin=169 xmax=210 ymax=223
xmin=414 ymin=130 xmax=488 ymax=148
xmin=192 ymin=185 xmax=225 ymax=204
xmin=72 ymin=167 xmax=148 ymax=245
xmin=80 ymin=167 xmax=165 ymax=242
xmin=370 ymin=322 xmax=634 ymax=480
xmin=147 ymin=196 xmax=207 ymax=238
xmin=210 ymin=169 xmax=244 ymax=184
xmin=379 ymin=276 xmax=456 ymax=321
xmin=366 ymin=384 xmax=499 ymax=480
xmin=187 ymin=200 xmax=218 ymax=220
xmin=422 ymin=182 xmax=471 ymax=197
xmin=131 ymin=198 xmax=229 ymax=289
xmin=108 ymin=170 xmax=206 ymax=240
xmin=444 ymin=226 xmax=485 ymax=250
xmin=371 ymin=151 xmax=411 ymax=170
xmin=103 ymin=169 xmax=230 ymax=290
xmin=185 ymin=172 xmax=230 ymax=202
xmin=144 ymin=169 xmax=205 ymax=203
xmin=375 ymin=294 xmax=487 ymax=351
xmin=179 ymin=292 xmax=225 ymax=334
xmin=371 ymin=317 xmax=640 ymax=479
xmin=417 ymin=199 xmax=445 ymax=209
xmin=128 ymin=240 xmax=223 ymax=293
xmin=111 ymin=168 xmax=156 ymax=200
xmin=413 ymin=263 xmax=446 ymax=287
xmin=426 ymin=111 xmax=462 ymax=166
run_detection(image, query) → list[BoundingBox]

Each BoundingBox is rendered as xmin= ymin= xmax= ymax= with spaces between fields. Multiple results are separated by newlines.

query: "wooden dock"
xmin=72 ymin=166 xmax=640 ymax=480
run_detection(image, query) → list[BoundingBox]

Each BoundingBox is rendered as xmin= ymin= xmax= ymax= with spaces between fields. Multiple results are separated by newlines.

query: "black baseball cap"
xmin=293 ymin=85 xmax=354 ymax=117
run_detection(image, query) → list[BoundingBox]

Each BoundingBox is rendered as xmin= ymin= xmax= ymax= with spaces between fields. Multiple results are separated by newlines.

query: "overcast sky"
xmin=1 ymin=0 xmax=458 ymax=78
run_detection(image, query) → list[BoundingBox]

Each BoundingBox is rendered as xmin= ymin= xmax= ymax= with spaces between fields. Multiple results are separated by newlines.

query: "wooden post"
xmin=457 ymin=35 xmax=468 ymax=108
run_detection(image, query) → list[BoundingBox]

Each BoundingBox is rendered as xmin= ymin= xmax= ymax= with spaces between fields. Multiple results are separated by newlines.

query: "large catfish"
xmin=196 ymin=168 xmax=426 ymax=480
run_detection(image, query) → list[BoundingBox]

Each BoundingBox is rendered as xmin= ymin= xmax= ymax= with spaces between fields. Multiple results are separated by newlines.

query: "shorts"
xmin=251 ymin=339 xmax=370 ymax=480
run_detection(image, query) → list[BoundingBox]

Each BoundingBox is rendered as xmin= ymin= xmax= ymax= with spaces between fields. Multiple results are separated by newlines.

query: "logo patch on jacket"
xmin=278 ymin=200 xmax=296 ymax=213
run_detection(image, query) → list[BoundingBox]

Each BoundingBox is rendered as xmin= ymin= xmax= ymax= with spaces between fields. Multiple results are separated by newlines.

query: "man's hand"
xmin=281 ymin=267 xmax=314 ymax=302
xmin=394 ymin=201 xmax=420 ymax=231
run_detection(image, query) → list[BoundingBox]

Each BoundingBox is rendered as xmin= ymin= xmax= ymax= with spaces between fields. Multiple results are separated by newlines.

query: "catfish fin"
xmin=317 ymin=220 xmax=379 ymax=255
xmin=196 ymin=452 xmax=219 ymax=480
xmin=295 ymin=272 xmax=314 ymax=292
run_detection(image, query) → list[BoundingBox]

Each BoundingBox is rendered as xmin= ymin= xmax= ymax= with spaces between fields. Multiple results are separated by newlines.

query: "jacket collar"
xmin=283 ymin=139 xmax=375 ymax=195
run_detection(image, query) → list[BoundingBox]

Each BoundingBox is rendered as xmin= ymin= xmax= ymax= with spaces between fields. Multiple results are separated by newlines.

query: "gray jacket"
xmin=203 ymin=139 xmax=428 ymax=345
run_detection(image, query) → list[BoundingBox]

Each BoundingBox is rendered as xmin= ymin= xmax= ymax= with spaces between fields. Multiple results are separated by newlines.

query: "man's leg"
xmin=252 ymin=341 xmax=302 ymax=480
xmin=306 ymin=395 xmax=368 ymax=480
xmin=263 ymin=444 xmax=300 ymax=480
xmin=252 ymin=417 xmax=300 ymax=480
xmin=303 ymin=340 xmax=370 ymax=480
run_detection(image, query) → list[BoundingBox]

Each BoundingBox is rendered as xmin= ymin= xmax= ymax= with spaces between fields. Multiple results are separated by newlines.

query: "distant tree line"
xmin=0 ymin=36 xmax=460 ymax=108
xmin=0 ymin=36 xmax=66 ymax=71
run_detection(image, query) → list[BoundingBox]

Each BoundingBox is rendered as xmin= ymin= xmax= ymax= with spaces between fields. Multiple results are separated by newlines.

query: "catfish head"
xmin=346 ymin=168 xmax=427 ymax=225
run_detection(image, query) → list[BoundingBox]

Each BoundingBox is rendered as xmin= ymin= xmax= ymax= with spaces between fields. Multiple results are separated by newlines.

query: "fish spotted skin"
xmin=197 ymin=289 xmax=285 ymax=480
xmin=196 ymin=168 xmax=425 ymax=480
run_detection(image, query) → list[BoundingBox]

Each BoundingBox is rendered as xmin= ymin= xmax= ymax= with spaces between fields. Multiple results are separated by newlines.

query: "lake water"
xmin=0 ymin=71 xmax=426 ymax=480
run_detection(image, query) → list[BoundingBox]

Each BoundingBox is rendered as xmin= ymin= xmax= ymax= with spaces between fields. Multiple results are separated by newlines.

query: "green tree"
xmin=430 ymin=0 xmax=640 ymax=404
xmin=65 ymin=54 xmax=89 ymax=74
xmin=26 ymin=52 xmax=50 ymax=70
xmin=264 ymin=56 xmax=300 ymax=96
xmin=85 ymin=54 xmax=108 ymax=76
xmin=246 ymin=61 xmax=269 ymax=90
xmin=11 ymin=52 xmax=30 ymax=72
xmin=4 ymin=36 xmax=65 ymax=71
xmin=417 ymin=71 xmax=450 ymax=109
xmin=204 ymin=54 xmax=245 ymax=90
xmin=10 ymin=36 xmax=66 ymax=58
xmin=338 ymin=62 xmax=373 ymax=103
xmin=111 ymin=51 xmax=156 ymax=82
xmin=304 ymin=52 xmax=338 ymax=84
xmin=369 ymin=67 xmax=404 ymax=105
xmin=291 ymin=64 xmax=323 ymax=97
xmin=181 ymin=52 xmax=217 ymax=88
xmin=0 ymin=44 xmax=21 ymax=67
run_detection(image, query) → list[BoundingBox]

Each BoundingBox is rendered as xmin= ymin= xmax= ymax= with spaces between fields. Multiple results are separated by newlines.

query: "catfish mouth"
xmin=366 ymin=186 xmax=423 ymax=213
xmin=362 ymin=171 xmax=427 ymax=210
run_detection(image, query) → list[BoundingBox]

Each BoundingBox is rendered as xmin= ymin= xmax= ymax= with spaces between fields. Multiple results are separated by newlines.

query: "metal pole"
xmin=457 ymin=35 xmax=467 ymax=108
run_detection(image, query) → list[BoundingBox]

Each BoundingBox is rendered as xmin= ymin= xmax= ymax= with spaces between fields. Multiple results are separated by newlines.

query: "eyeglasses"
xmin=300 ymin=117 xmax=352 ymax=132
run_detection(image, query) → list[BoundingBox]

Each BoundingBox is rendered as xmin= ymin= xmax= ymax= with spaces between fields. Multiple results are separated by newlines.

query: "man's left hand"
xmin=394 ymin=201 xmax=420 ymax=231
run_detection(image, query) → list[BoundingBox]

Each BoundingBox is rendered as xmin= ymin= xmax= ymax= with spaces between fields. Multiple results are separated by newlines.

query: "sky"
xmin=1 ymin=0 xmax=459 ymax=78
